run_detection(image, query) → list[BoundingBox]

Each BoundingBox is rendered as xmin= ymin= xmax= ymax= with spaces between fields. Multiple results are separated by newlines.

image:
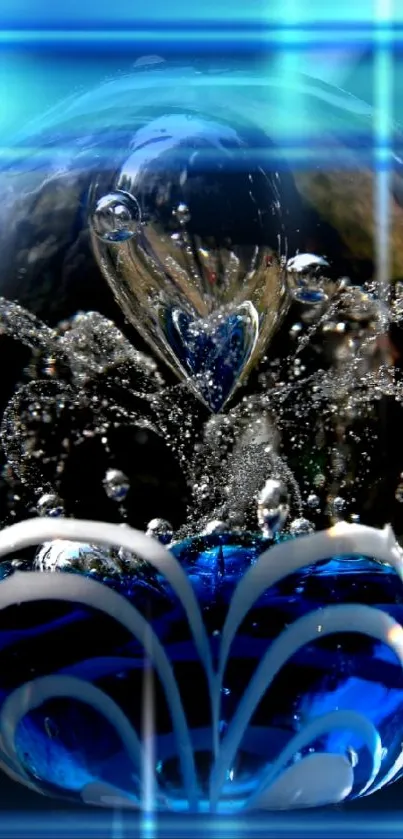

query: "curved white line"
xmin=0 ymin=570 xmax=199 ymax=811
xmin=0 ymin=517 xmax=214 ymax=693
xmin=0 ymin=745 xmax=47 ymax=796
xmin=0 ymin=521 xmax=401 ymax=812
xmin=245 ymin=710 xmax=381 ymax=810
xmin=216 ymin=524 xmax=403 ymax=720
xmin=0 ymin=675 xmax=145 ymax=789
xmin=367 ymin=744 xmax=403 ymax=794
xmin=210 ymin=603 xmax=403 ymax=808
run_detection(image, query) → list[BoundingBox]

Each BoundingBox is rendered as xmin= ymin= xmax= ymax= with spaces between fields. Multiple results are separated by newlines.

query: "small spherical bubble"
xmin=146 ymin=518 xmax=174 ymax=545
xmin=289 ymin=517 xmax=315 ymax=536
xmin=202 ymin=520 xmax=228 ymax=536
xmin=289 ymin=322 xmax=303 ymax=338
xmin=91 ymin=191 xmax=140 ymax=243
xmin=331 ymin=496 xmax=346 ymax=517
xmin=257 ymin=478 xmax=290 ymax=538
xmin=37 ymin=493 xmax=64 ymax=518
xmin=286 ymin=253 xmax=334 ymax=305
xmin=11 ymin=559 xmax=29 ymax=571
xmin=395 ymin=483 xmax=403 ymax=503
xmin=173 ymin=202 xmax=191 ymax=225
xmin=170 ymin=232 xmax=183 ymax=247
xmin=103 ymin=468 xmax=130 ymax=502
xmin=48 ymin=506 xmax=64 ymax=518
xmin=307 ymin=493 xmax=320 ymax=509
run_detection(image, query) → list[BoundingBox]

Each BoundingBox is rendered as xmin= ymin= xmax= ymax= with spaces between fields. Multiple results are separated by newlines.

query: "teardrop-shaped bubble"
xmin=90 ymin=191 xmax=140 ymax=243
xmin=89 ymin=111 xmax=291 ymax=411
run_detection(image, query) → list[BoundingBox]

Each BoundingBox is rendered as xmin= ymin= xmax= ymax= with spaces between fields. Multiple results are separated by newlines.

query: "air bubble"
xmin=202 ymin=520 xmax=227 ymax=535
xmin=395 ymin=483 xmax=403 ymax=503
xmin=257 ymin=479 xmax=290 ymax=538
xmin=331 ymin=496 xmax=346 ymax=517
xmin=91 ymin=191 xmax=140 ymax=243
xmin=103 ymin=469 xmax=130 ymax=502
xmin=173 ymin=202 xmax=191 ymax=225
xmin=290 ymin=517 xmax=315 ymax=536
xmin=37 ymin=493 xmax=64 ymax=518
xmin=313 ymin=473 xmax=326 ymax=488
xmin=290 ymin=323 xmax=303 ymax=336
xmin=146 ymin=518 xmax=173 ymax=545
xmin=286 ymin=253 xmax=334 ymax=305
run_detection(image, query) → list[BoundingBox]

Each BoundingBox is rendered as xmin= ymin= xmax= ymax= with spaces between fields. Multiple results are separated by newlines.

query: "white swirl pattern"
xmin=0 ymin=519 xmax=401 ymax=811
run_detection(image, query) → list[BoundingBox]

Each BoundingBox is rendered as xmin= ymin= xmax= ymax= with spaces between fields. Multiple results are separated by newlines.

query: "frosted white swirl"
xmin=248 ymin=753 xmax=354 ymax=810
xmin=0 ymin=570 xmax=199 ymax=809
xmin=0 ymin=518 xmax=401 ymax=811
xmin=215 ymin=523 xmax=403 ymax=725
xmin=0 ymin=674 xmax=145 ymax=787
xmin=245 ymin=710 xmax=381 ymax=810
xmin=0 ymin=517 xmax=214 ymax=691
xmin=210 ymin=603 xmax=403 ymax=807
xmin=219 ymin=522 xmax=403 ymax=686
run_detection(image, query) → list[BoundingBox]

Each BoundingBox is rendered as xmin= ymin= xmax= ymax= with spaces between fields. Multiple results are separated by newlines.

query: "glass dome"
xmin=0 ymin=61 xmax=402 ymax=814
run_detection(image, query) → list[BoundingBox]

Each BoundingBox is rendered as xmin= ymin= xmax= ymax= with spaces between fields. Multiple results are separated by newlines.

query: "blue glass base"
xmin=0 ymin=531 xmax=402 ymax=812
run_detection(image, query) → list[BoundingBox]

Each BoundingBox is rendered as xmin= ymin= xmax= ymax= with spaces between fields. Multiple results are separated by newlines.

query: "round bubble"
xmin=90 ymin=191 xmax=140 ymax=243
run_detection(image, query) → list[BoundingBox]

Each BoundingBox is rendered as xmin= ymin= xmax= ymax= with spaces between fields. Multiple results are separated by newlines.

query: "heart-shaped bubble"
xmin=90 ymin=112 xmax=290 ymax=411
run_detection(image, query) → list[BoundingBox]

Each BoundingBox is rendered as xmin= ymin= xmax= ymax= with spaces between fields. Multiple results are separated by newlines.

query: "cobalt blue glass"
xmin=0 ymin=532 xmax=402 ymax=812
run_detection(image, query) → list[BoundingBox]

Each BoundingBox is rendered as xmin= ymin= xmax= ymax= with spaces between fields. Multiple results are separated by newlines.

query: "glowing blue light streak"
xmin=0 ymin=25 xmax=399 ymax=48
xmin=374 ymin=0 xmax=394 ymax=324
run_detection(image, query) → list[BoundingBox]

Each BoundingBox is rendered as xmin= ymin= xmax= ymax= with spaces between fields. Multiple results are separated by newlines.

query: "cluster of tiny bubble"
xmin=0 ymin=248 xmax=401 ymax=543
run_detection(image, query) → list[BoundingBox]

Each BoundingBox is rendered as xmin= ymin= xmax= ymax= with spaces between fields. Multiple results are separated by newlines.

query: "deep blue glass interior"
xmin=0 ymin=533 xmax=402 ymax=812
xmin=164 ymin=308 xmax=259 ymax=413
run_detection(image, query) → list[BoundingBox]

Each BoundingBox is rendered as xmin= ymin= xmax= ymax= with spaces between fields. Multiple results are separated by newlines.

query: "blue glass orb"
xmin=0 ymin=529 xmax=403 ymax=812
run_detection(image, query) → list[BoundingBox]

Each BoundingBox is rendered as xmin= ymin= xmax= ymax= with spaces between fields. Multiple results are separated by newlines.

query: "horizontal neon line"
xmin=0 ymin=27 xmax=400 ymax=41
xmin=0 ymin=21 xmax=402 ymax=31
xmin=0 ymin=30 xmax=403 ymax=53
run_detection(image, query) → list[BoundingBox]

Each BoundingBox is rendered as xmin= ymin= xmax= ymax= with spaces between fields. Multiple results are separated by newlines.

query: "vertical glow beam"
xmin=275 ymin=0 xmax=300 ymax=76
xmin=111 ymin=807 xmax=124 ymax=839
xmin=271 ymin=0 xmax=302 ymax=156
xmin=374 ymin=0 xmax=394 ymax=327
xmin=141 ymin=628 xmax=156 ymax=836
